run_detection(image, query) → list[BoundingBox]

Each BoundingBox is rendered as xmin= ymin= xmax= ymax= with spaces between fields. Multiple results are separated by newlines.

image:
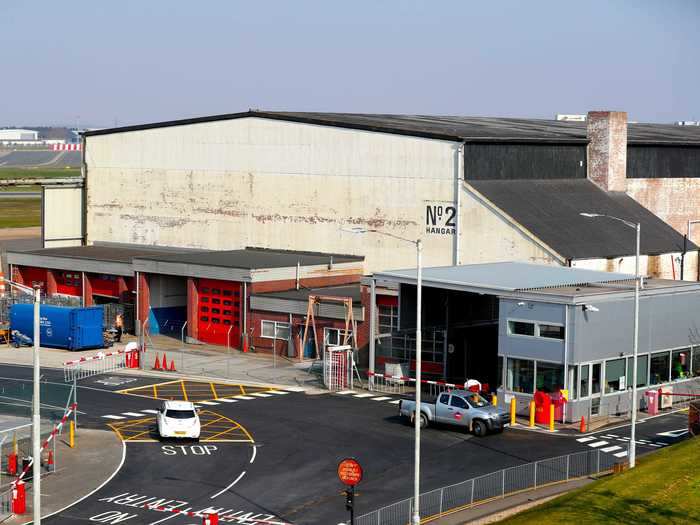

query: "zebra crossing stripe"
xmin=388 ymin=400 xmax=401 ymax=405
xmin=140 ymin=409 xmax=159 ymax=414
xmin=235 ymin=395 xmax=255 ymax=400
xmin=588 ymin=441 xmax=609 ymax=448
xmin=267 ymin=390 xmax=289 ymax=395
xmin=614 ymin=451 xmax=628 ymax=458
xmin=601 ymin=445 xmax=622 ymax=453
xmin=336 ymin=391 xmax=356 ymax=395
xmin=371 ymin=397 xmax=392 ymax=401
xmin=218 ymin=398 xmax=238 ymax=403
xmin=250 ymin=393 xmax=272 ymax=398
xmin=576 ymin=437 xmax=596 ymax=443
xmin=102 ymin=415 xmax=125 ymax=420
xmin=353 ymin=394 xmax=375 ymax=398
xmin=122 ymin=412 xmax=146 ymax=417
xmin=198 ymin=401 xmax=220 ymax=406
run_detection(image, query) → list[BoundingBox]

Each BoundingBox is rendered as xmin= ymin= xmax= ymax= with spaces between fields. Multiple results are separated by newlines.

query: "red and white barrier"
xmin=143 ymin=503 xmax=289 ymax=524
xmin=64 ymin=345 xmax=140 ymax=382
xmin=51 ymin=143 xmax=81 ymax=151
xmin=13 ymin=403 xmax=77 ymax=486
xmin=368 ymin=371 xmax=460 ymax=389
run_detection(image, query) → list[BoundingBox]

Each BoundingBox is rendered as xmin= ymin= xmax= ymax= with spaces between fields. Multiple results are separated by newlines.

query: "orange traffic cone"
xmin=153 ymin=353 xmax=162 ymax=370
xmin=47 ymin=450 xmax=54 ymax=471
xmin=579 ymin=416 xmax=586 ymax=433
xmin=169 ymin=359 xmax=176 ymax=372
xmin=242 ymin=336 xmax=249 ymax=353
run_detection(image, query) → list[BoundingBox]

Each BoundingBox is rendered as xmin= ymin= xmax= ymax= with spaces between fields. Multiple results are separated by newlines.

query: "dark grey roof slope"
xmin=134 ymin=247 xmax=363 ymax=270
xmin=83 ymin=111 xmax=700 ymax=145
xmin=469 ymin=179 xmax=696 ymax=259
xmin=12 ymin=244 xmax=185 ymax=263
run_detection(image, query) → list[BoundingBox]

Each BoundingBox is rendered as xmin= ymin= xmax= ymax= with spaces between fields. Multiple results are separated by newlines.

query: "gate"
xmin=324 ymin=345 xmax=353 ymax=391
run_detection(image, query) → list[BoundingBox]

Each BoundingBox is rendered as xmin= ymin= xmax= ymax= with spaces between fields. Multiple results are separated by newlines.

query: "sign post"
xmin=337 ymin=458 xmax=363 ymax=525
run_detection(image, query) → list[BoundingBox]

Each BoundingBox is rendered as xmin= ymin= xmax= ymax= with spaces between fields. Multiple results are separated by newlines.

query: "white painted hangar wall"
xmin=84 ymin=117 xmax=563 ymax=272
xmin=85 ymin=117 xmax=460 ymax=272
xmin=43 ymin=186 xmax=83 ymax=248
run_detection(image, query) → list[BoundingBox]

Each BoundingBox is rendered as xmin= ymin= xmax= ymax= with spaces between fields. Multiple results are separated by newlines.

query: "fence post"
xmin=470 ymin=478 xmax=474 ymax=505
xmin=439 ymin=487 xmax=444 ymax=516
xmin=533 ymin=461 xmax=538 ymax=489
xmin=502 ymin=469 xmax=505 ymax=498
xmin=596 ymin=449 xmax=600 ymax=474
xmin=566 ymin=454 xmax=570 ymax=481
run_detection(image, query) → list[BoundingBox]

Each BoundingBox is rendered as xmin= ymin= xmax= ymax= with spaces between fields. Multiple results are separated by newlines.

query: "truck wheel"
xmin=411 ymin=412 xmax=429 ymax=429
xmin=473 ymin=420 xmax=487 ymax=437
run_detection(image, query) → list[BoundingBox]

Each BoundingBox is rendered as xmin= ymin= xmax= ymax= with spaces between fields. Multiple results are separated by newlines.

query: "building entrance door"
xmin=197 ymin=279 xmax=241 ymax=346
xmin=580 ymin=362 xmax=603 ymax=416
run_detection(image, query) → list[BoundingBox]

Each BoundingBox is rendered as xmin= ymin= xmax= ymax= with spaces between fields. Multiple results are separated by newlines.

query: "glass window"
xmin=536 ymin=361 xmax=564 ymax=393
xmin=568 ymin=366 xmax=578 ymax=400
xmin=650 ymin=351 xmax=670 ymax=385
xmin=201 ymin=297 xmax=209 ymax=303
xmin=507 ymin=358 xmax=534 ymax=394
xmin=439 ymin=393 xmax=450 ymax=405
xmin=261 ymin=321 xmax=275 ymax=338
xmin=201 ymin=287 xmax=210 ymax=293
xmin=605 ymin=358 xmax=626 ymax=393
xmin=212 ymin=318 xmax=220 ymax=324
xmin=538 ymin=324 xmax=565 ymax=340
xmin=508 ymin=321 xmax=535 ymax=337
xmin=201 ymin=306 xmax=209 ymax=313
xmin=212 ymin=288 xmax=221 ymax=295
xmin=626 ymin=354 xmax=648 ymax=388
xmin=200 ymin=316 xmax=209 ymax=322
xmin=276 ymin=324 xmax=291 ymax=340
xmin=692 ymin=348 xmax=700 ymax=377
xmin=212 ymin=298 xmax=220 ymax=305
xmin=379 ymin=304 xmax=399 ymax=334
xmin=223 ymin=319 xmax=231 ymax=325
xmin=223 ymin=310 xmax=232 ymax=316
xmin=450 ymin=396 xmax=467 ymax=409
xmin=580 ymin=364 xmax=590 ymax=398
xmin=223 ymin=300 xmax=232 ymax=306
xmin=466 ymin=393 xmax=489 ymax=408
xmin=223 ymin=290 xmax=232 ymax=297
xmin=672 ymin=348 xmax=691 ymax=380
xmin=591 ymin=363 xmax=601 ymax=395
xmin=212 ymin=308 xmax=220 ymax=314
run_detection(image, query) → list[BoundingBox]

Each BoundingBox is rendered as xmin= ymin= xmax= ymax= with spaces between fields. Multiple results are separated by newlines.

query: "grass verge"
xmin=0 ymin=198 xmax=41 ymax=228
xmin=0 ymin=167 xmax=80 ymax=179
xmin=497 ymin=437 xmax=700 ymax=525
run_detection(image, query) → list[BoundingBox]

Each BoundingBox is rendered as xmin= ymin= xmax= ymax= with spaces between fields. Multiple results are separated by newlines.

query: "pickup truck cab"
xmin=399 ymin=389 xmax=508 ymax=437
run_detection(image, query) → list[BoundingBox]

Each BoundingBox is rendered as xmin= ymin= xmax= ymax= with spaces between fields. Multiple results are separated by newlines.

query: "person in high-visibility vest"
xmin=115 ymin=314 xmax=124 ymax=343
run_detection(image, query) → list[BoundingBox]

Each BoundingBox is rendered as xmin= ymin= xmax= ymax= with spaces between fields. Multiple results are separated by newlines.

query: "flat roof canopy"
xmin=374 ymin=262 xmax=700 ymax=303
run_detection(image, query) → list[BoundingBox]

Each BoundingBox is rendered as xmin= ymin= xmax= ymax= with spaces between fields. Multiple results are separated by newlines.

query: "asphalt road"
xmin=0 ymin=365 xmax=690 ymax=524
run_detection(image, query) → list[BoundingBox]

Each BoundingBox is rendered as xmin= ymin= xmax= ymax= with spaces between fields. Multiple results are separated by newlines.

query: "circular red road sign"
xmin=337 ymin=458 xmax=363 ymax=486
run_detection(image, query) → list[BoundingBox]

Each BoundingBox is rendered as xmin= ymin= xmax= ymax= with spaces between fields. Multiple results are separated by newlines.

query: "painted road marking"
xmin=250 ymin=445 xmax=257 ymax=464
xmin=234 ymin=395 xmax=255 ymax=400
xmin=601 ymin=445 xmax=622 ymax=453
xmin=250 ymin=392 xmax=272 ymax=398
xmin=337 ymin=391 xmax=356 ymax=395
xmin=601 ymin=434 xmax=618 ymax=439
xmin=268 ymin=390 xmax=289 ymax=395
xmin=140 ymin=409 xmax=159 ymax=414
xmin=116 ymin=379 xmax=275 ymax=402
xmin=122 ymin=412 xmax=146 ymax=417
xmin=219 ymin=398 xmax=238 ymax=403
xmin=576 ymin=437 xmax=596 ymax=443
xmin=371 ymin=396 xmax=392 ymax=401
xmin=102 ymin=415 xmax=125 ymax=420
xmin=388 ymin=400 xmax=401 ymax=405
xmin=614 ymin=451 xmax=629 ymax=458
xmin=657 ymin=428 xmax=689 ymax=438
xmin=284 ymin=387 xmax=305 ymax=392
xmin=198 ymin=401 xmax=220 ymax=406
xmin=210 ymin=470 xmax=247 ymax=499
xmin=588 ymin=441 xmax=609 ymax=448
xmin=353 ymin=393 xmax=375 ymax=398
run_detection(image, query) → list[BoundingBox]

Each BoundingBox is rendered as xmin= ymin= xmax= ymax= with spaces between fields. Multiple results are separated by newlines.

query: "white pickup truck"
xmin=398 ymin=389 xmax=508 ymax=437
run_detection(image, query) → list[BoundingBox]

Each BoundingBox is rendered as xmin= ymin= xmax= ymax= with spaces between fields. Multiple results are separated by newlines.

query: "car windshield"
xmin=165 ymin=409 xmax=196 ymax=419
xmin=466 ymin=394 xmax=489 ymax=408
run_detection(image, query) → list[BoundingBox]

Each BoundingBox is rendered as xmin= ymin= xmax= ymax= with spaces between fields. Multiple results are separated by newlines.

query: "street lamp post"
xmin=1 ymin=277 xmax=42 ymax=520
xmin=580 ymin=213 xmax=640 ymax=468
xmin=342 ymin=227 xmax=423 ymax=524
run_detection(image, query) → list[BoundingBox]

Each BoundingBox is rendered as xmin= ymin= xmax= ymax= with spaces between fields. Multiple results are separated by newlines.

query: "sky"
xmin=1 ymin=0 xmax=698 ymax=127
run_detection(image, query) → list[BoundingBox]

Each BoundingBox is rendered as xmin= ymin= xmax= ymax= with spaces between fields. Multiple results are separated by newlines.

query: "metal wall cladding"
xmin=627 ymin=146 xmax=700 ymax=178
xmin=463 ymin=143 xmax=587 ymax=180
xmin=10 ymin=304 xmax=104 ymax=351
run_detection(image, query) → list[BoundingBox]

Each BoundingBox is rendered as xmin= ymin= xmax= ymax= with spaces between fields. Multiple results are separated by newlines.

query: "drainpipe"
xmin=369 ymin=278 xmax=376 ymax=388
xmin=296 ymin=261 xmax=300 ymax=290
xmin=80 ymin=133 xmax=87 ymax=245
xmin=563 ymin=304 xmax=569 ymax=424
xmin=242 ymin=282 xmax=248 ymax=349
xmin=454 ymin=141 xmax=466 ymax=266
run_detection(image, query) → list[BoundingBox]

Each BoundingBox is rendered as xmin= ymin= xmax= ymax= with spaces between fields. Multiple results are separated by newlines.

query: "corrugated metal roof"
xmin=82 ymin=110 xmax=700 ymax=145
xmin=14 ymin=244 xmax=187 ymax=263
xmin=254 ymin=284 xmax=362 ymax=302
xmin=375 ymin=262 xmax=636 ymax=293
xmin=468 ymin=179 xmax=695 ymax=259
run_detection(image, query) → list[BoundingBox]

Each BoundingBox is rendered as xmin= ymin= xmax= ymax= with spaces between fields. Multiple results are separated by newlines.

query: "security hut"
xmin=370 ymin=262 xmax=700 ymax=422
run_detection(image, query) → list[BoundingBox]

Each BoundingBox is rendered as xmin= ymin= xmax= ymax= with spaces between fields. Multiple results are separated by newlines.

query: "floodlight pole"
xmin=32 ymin=285 xmax=42 ymax=523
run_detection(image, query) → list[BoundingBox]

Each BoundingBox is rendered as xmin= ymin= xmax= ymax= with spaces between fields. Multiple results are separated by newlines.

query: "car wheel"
xmin=419 ymin=413 xmax=428 ymax=429
xmin=473 ymin=420 xmax=487 ymax=437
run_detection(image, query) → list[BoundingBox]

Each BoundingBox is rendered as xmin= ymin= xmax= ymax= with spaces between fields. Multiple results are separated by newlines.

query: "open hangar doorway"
xmin=399 ymin=284 xmax=499 ymax=386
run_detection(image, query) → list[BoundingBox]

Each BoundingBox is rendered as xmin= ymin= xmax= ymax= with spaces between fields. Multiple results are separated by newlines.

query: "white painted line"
xmin=657 ymin=428 xmax=689 ymax=438
xmin=588 ymin=441 xmax=609 ymax=448
xmin=122 ymin=412 xmax=146 ymax=417
xmin=353 ymin=393 xmax=375 ymax=398
xmin=148 ymin=512 xmax=180 ymax=524
xmin=219 ymin=398 xmax=238 ymax=403
xmin=283 ymin=387 xmax=305 ymax=392
xmin=235 ymin=395 xmax=255 ymax=400
xmin=371 ymin=396 xmax=392 ymax=401
xmin=193 ymin=404 xmax=202 ymax=408
xmin=250 ymin=392 xmax=272 ymax=398
xmin=267 ymin=390 xmax=289 ymax=395
xmin=250 ymin=445 xmax=257 ymax=464
xmin=645 ymin=443 xmax=662 ymax=447
xmin=614 ymin=451 xmax=629 ymax=458
xmin=140 ymin=409 xmax=159 ymax=414
xmin=601 ymin=445 xmax=622 ymax=453
xmin=601 ymin=435 xmax=618 ymax=439
xmin=576 ymin=437 xmax=596 ymax=443
xmin=388 ymin=400 xmax=401 ymax=405
xmin=336 ymin=391 xmax=356 ymax=395
xmin=211 ymin=470 xmax=246 ymax=499
xmin=618 ymin=437 xmax=630 ymax=441
xmin=102 ymin=415 xmax=125 ymax=420
xmin=198 ymin=401 xmax=220 ymax=405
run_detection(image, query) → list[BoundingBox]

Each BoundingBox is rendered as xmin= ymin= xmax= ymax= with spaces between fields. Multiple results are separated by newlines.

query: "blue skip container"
xmin=10 ymin=304 xmax=105 ymax=351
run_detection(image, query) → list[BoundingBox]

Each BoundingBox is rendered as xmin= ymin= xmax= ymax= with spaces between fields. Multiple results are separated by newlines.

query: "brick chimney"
xmin=587 ymin=111 xmax=628 ymax=192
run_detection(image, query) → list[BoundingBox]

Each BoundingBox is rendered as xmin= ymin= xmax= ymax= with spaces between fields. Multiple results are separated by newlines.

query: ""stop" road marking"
xmin=161 ymin=445 xmax=218 ymax=456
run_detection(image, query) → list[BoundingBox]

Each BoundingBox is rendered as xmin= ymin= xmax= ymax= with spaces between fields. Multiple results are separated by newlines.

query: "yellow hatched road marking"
xmin=210 ymin=383 xmax=218 ymax=399
xmin=181 ymin=381 xmax=188 ymax=401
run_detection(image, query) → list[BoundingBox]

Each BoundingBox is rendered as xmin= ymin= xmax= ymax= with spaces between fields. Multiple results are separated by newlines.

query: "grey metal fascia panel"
xmin=132 ymin=259 xmax=252 ymax=281
xmin=5 ymin=252 xmax=133 ymax=276
xmin=250 ymin=296 xmax=364 ymax=321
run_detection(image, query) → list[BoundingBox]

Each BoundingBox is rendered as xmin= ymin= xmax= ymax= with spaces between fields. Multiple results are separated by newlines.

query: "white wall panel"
xmin=43 ymin=186 xmax=82 ymax=247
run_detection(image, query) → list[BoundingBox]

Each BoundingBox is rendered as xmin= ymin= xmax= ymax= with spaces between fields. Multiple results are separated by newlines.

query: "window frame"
xmin=506 ymin=318 xmax=565 ymax=341
xmin=261 ymin=320 xmax=291 ymax=340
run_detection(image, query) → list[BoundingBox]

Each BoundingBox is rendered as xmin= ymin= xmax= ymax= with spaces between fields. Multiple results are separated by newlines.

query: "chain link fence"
xmin=355 ymin=448 xmax=621 ymax=525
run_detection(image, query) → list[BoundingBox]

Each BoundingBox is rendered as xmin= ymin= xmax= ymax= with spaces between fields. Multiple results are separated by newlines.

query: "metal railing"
xmin=354 ymin=448 xmax=621 ymax=525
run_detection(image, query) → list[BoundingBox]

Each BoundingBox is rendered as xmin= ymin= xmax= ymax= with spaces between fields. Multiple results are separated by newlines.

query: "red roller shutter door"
xmin=197 ymin=279 xmax=241 ymax=346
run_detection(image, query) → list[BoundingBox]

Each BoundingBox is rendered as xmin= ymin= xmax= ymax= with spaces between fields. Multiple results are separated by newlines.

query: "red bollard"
xmin=202 ymin=513 xmax=219 ymax=525
xmin=12 ymin=480 xmax=26 ymax=514
xmin=7 ymin=453 xmax=17 ymax=475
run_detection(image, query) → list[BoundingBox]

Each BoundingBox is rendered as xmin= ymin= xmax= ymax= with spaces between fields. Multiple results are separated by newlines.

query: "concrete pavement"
xmin=5 ymin=428 xmax=123 ymax=524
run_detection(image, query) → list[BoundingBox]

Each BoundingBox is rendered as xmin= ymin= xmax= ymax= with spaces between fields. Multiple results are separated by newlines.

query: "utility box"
xmin=645 ymin=390 xmax=658 ymax=415
xmin=10 ymin=304 xmax=105 ymax=351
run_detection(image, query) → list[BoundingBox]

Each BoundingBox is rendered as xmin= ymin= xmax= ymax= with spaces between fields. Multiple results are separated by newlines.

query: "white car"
xmin=157 ymin=400 xmax=201 ymax=440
